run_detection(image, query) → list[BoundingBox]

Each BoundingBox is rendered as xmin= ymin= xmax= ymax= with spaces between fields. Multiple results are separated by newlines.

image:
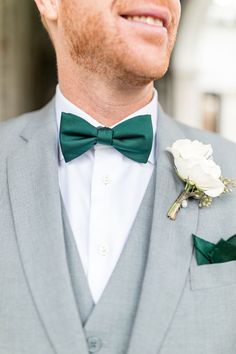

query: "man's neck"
xmin=58 ymin=66 xmax=154 ymax=127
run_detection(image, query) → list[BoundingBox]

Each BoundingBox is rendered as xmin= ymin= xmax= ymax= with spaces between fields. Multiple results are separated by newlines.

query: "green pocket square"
xmin=192 ymin=234 xmax=236 ymax=265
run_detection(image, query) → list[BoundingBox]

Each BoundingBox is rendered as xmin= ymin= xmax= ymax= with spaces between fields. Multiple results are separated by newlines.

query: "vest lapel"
xmin=7 ymin=100 xmax=88 ymax=354
xmin=61 ymin=166 xmax=156 ymax=353
xmin=127 ymin=108 xmax=200 ymax=354
xmin=61 ymin=168 xmax=156 ymax=329
xmin=61 ymin=196 xmax=95 ymax=325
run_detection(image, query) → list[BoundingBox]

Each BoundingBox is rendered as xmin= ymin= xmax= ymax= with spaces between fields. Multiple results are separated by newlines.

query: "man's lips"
xmin=120 ymin=7 xmax=171 ymax=29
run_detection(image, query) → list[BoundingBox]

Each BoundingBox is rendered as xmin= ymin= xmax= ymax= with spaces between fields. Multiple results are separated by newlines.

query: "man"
xmin=0 ymin=0 xmax=236 ymax=353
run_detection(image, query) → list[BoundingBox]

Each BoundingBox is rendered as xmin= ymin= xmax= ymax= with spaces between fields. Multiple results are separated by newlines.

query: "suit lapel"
xmin=7 ymin=100 xmax=88 ymax=354
xmin=127 ymin=108 xmax=199 ymax=354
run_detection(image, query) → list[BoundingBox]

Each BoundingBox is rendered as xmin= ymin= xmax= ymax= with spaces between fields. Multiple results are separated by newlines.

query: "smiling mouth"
xmin=120 ymin=6 xmax=170 ymax=30
xmin=122 ymin=15 xmax=164 ymax=27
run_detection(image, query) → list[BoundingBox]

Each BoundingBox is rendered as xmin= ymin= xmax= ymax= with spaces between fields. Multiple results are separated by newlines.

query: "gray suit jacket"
xmin=1 ymin=98 xmax=236 ymax=354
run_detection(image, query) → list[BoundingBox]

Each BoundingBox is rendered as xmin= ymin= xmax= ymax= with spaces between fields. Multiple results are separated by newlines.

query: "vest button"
xmin=87 ymin=336 xmax=103 ymax=353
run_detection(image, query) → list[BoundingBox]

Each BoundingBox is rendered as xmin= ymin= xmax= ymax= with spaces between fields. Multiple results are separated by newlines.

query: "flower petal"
xmin=204 ymin=180 xmax=225 ymax=197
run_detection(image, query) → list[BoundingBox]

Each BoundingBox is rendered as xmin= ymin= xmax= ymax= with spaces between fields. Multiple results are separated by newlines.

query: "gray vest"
xmin=61 ymin=170 xmax=156 ymax=354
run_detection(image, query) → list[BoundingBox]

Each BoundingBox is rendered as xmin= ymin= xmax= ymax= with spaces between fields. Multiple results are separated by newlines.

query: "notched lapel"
xmin=7 ymin=101 xmax=88 ymax=354
xmin=127 ymin=108 xmax=200 ymax=354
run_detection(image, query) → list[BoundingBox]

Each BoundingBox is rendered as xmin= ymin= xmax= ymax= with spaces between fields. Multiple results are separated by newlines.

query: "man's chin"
xmin=118 ymin=61 xmax=169 ymax=86
xmin=113 ymin=71 xmax=163 ymax=89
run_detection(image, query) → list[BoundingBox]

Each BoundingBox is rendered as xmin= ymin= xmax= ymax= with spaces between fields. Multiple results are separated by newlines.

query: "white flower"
xmin=168 ymin=139 xmax=225 ymax=197
xmin=167 ymin=139 xmax=236 ymax=221
xmin=168 ymin=139 xmax=213 ymax=160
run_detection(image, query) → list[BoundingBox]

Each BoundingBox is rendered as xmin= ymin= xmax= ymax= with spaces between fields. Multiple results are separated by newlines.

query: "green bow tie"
xmin=59 ymin=113 xmax=153 ymax=163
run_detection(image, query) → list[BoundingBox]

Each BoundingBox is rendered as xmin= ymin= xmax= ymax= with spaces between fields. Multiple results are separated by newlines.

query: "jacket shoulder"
xmin=0 ymin=111 xmax=37 ymax=158
xmin=0 ymin=99 xmax=55 ymax=158
xmin=0 ymin=112 xmax=32 ymax=138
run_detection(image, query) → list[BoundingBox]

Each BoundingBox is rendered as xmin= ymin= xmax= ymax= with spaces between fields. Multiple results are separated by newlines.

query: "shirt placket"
xmin=87 ymin=146 xmax=115 ymax=303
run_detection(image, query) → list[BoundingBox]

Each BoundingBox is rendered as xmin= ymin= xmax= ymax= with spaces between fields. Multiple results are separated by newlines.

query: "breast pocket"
xmin=190 ymin=261 xmax=236 ymax=290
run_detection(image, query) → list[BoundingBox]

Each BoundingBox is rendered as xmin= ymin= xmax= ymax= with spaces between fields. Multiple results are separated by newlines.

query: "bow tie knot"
xmin=59 ymin=113 xmax=153 ymax=163
xmin=97 ymin=127 xmax=113 ymax=146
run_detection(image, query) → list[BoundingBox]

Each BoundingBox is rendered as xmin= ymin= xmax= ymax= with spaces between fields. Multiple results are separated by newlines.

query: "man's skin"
xmin=34 ymin=0 xmax=181 ymax=126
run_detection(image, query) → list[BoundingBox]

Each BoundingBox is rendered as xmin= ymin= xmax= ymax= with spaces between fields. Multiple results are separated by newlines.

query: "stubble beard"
xmin=60 ymin=6 xmax=172 ymax=88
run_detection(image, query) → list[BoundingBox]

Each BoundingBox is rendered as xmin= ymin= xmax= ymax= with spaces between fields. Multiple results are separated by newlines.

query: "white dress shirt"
xmin=55 ymin=86 xmax=158 ymax=304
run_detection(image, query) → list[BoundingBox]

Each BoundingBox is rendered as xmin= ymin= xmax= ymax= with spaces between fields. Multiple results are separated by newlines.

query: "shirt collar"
xmin=55 ymin=84 xmax=158 ymax=165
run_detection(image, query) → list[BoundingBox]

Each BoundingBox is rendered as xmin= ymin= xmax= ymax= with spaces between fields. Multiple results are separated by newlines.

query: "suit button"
xmin=87 ymin=336 xmax=103 ymax=353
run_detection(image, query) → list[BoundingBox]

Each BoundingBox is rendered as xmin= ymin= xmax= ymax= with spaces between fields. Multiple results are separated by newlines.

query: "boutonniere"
xmin=167 ymin=139 xmax=236 ymax=221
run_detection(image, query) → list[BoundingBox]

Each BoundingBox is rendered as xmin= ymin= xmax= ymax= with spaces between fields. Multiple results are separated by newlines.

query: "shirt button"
xmin=102 ymin=174 xmax=112 ymax=186
xmin=98 ymin=242 xmax=109 ymax=256
xmin=87 ymin=336 xmax=103 ymax=353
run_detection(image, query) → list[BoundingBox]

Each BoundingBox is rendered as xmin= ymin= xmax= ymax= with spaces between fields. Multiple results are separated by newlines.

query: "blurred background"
xmin=0 ymin=0 xmax=236 ymax=142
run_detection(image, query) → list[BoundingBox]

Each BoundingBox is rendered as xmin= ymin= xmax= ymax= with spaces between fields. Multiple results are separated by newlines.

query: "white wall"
xmin=172 ymin=0 xmax=236 ymax=143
